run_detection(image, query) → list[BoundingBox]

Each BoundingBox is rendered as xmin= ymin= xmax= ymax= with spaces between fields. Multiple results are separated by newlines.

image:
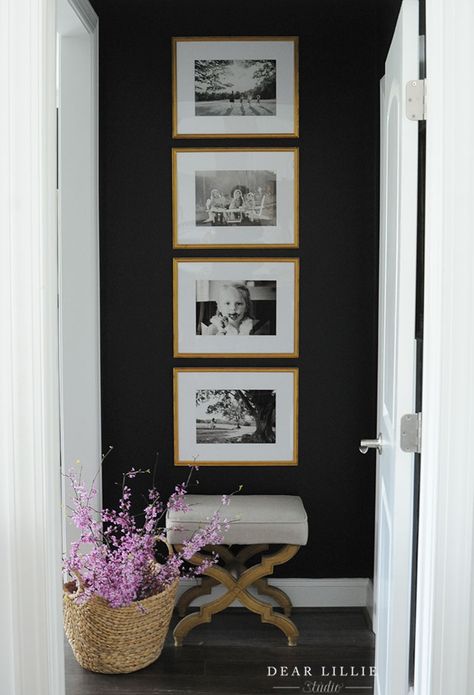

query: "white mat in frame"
xmin=173 ymin=258 xmax=299 ymax=358
xmin=172 ymin=147 xmax=299 ymax=248
xmin=174 ymin=368 xmax=298 ymax=466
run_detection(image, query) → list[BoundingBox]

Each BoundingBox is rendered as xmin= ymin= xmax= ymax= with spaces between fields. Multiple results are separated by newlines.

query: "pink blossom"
xmin=63 ymin=466 xmax=232 ymax=608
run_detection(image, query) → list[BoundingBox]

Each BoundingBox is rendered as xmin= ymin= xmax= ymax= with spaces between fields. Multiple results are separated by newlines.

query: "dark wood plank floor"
xmin=65 ymin=608 xmax=375 ymax=695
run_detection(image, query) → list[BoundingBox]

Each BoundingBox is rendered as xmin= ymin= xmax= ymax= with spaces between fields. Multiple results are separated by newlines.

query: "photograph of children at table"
xmin=195 ymin=170 xmax=277 ymax=226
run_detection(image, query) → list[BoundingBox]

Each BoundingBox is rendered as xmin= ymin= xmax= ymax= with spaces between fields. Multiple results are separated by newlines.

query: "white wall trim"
xmin=67 ymin=0 xmax=98 ymax=32
xmin=0 ymin=1 xmax=65 ymax=694
xmin=415 ymin=1 xmax=474 ymax=694
xmin=177 ymin=578 xmax=372 ymax=609
xmin=58 ymin=0 xmax=102 ymax=556
xmin=366 ymin=578 xmax=374 ymax=625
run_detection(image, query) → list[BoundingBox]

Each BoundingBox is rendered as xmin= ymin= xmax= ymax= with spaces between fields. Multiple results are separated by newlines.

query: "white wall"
xmin=57 ymin=1 xmax=101 ymax=551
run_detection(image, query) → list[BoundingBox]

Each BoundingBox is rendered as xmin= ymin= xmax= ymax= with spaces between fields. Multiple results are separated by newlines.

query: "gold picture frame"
xmin=172 ymin=147 xmax=299 ymax=249
xmin=172 ymin=36 xmax=299 ymax=139
xmin=173 ymin=367 xmax=299 ymax=466
xmin=173 ymin=257 xmax=299 ymax=358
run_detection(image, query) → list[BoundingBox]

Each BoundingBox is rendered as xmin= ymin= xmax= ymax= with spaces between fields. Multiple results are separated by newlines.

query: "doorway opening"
xmin=56 ymin=2 xmax=425 ymax=695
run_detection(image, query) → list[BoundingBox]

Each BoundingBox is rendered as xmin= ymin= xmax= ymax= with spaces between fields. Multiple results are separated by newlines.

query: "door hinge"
xmin=400 ymin=413 xmax=422 ymax=454
xmin=406 ymin=79 xmax=426 ymax=121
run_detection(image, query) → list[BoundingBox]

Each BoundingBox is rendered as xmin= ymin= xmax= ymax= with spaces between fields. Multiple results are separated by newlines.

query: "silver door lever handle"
xmin=359 ymin=434 xmax=383 ymax=454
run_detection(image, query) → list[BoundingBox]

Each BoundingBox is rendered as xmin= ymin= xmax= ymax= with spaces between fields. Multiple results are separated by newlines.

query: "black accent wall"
xmin=91 ymin=0 xmax=397 ymax=578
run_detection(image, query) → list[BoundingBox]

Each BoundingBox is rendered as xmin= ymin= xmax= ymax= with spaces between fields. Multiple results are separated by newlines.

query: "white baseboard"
xmin=176 ymin=577 xmax=372 ymax=609
xmin=366 ymin=579 xmax=374 ymax=624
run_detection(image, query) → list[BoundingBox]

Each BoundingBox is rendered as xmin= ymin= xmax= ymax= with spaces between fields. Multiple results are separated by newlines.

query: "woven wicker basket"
xmin=63 ymin=576 xmax=179 ymax=674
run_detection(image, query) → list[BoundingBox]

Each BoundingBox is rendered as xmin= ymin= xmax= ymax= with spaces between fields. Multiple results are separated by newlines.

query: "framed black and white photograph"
xmin=174 ymin=368 xmax=298 ymax=466
xmin=172 ymin=37 xmax=298 ymax=138
xmin=172 ymin=148 xmax=298 ymax=248
xmin=173 ymin=258 xmax=299 ymax=358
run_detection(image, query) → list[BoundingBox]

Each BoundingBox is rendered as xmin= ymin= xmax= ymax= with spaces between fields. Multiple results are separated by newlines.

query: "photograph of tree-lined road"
xmin=196 ymin=389 xmax=276 ymax=443
xmin=194 ymin=59 xmax=277 ymax=117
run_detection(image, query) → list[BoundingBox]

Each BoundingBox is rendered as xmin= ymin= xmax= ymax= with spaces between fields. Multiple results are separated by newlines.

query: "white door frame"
xmin=0 ymin=0 xmax=64 ymax=694
xmin=0 ymin=0 xmax=98 ymax=693
xmin=57 ymin=0 xmax=102 ymax=555
xmin=1 ymin=1 xmax=474 ymax=694
xmin=414 ymin=0 xmax=474 ymax=694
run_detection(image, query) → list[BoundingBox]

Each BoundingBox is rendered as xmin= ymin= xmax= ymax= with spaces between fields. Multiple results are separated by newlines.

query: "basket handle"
xmin=154 ymin=535 xmax=174 ymax=558
xmin=71 ymin=569 xmax=85 ymax=595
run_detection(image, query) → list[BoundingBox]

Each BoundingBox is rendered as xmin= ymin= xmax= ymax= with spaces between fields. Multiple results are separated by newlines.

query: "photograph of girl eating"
xmin=196 ymin=280 xmax=277 ymax=336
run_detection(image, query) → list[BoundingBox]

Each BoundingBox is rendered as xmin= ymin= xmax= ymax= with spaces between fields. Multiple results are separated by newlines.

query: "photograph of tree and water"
xmin=195 ymin=389 xmax=276 ymax=444
xmin=194 ymin=59 xmax=276 ymax=117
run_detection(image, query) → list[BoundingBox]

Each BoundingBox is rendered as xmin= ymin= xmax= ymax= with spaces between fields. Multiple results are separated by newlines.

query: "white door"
xmin=364 ymin=1 xmax=420 ymax=694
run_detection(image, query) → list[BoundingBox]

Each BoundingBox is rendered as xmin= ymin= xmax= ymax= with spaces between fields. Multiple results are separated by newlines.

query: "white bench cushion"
xmin=166 ymin=494 xmax=308 ymax=546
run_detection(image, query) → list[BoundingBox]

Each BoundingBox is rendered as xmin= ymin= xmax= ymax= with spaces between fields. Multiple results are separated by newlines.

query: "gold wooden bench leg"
xmin=234 ymin=544 xmax=299 ymax=645
xmin=230 ymin=546 xmax=293 ymax=615
xmin=238 ymin=589 xmax=299 ymax=646
xmin=254 ymin=578 xmax=293 ymax=617
xmin=176 ymin=545 xmax=272 ymax=617
xmin=173 ymin=566 xmax=239 ymax=646
xmin=176 ymin=576 xmax=219 ymax=618
xmin=173 ymin=544 xmax=300 ymax=647
xmin=235 ymin=544 xmax=270 ymax=565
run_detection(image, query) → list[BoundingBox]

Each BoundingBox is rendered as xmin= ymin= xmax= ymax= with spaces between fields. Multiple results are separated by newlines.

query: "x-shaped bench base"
xmin=173 ymin=543 xmax=300 ymax=646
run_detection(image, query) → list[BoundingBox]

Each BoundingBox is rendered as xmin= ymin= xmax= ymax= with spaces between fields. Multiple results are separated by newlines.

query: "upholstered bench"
xmin=166 ymin=494 xmax=308 ymax=646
